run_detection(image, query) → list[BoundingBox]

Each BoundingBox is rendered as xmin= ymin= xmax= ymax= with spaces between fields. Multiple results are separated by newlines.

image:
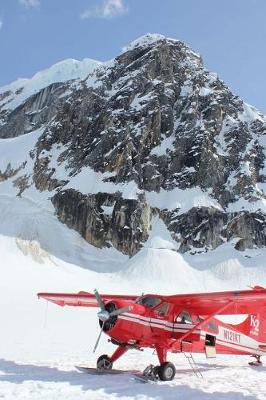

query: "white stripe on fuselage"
xmin=117 ymin=312 xmax=266 ymax=355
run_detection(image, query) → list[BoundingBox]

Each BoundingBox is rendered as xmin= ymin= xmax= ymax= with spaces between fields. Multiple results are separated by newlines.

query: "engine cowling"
xmin=99 ymin=302 xmax=118 ymax=332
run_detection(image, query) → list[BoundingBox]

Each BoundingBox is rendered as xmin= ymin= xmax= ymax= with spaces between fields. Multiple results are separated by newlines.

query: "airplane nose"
xmin=97 ymin=310 xmax=110 ymax=322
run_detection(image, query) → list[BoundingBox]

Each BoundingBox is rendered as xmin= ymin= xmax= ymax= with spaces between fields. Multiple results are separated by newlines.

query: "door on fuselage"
xmin=150 ymin=301 xmax=172 ymax=339
xmin=205 ymin=333 xmax=216 ymax=358
xmin=136 ymin=296 xmax=171 ymax=341
xmin=173 ymin=310 xmax=202 ymax=349
xmin=135 ymin=296 xmax=162 ymax=341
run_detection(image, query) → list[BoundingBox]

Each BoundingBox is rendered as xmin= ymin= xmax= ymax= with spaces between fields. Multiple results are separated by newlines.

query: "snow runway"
xmin=1 ymin=195 xmax=266 ymax=399
xmin=0 ymin=355 xmax=265 ymax=399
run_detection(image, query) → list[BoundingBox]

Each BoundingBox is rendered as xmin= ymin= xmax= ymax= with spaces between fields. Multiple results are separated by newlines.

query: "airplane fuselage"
xmin=104 ymin=300 xmax=266 ymax=357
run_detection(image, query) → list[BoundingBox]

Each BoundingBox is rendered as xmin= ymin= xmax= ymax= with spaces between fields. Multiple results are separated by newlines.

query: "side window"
xmin=155 ymin=303 xmax=170 ymax=317
xmin=175 ymin=310 xmax=192 ymax=324
xmin=136 ymin=296 xmax=161 ymax=308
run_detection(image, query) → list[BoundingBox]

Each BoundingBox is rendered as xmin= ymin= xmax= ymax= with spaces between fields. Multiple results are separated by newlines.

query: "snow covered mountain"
xmin=2 ymin=33 xmax=266 ymax=400
xmin=1 ymin=33 xmax=266 ymax=258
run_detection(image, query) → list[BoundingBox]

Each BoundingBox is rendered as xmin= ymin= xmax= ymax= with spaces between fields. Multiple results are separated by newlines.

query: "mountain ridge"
xmin=1 ymin=33 xmax=266 ymax=256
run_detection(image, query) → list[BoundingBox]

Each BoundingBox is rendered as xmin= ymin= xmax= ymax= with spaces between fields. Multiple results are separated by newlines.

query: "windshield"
xmin=136 ymin=296 xmax=161 ymax=308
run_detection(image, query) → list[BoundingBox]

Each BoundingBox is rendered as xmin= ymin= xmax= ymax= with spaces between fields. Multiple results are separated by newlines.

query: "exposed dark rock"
xmin=52 ymin=189 xmax=266 ymax=255
xmin=0 ymin=83 xmax=68 ymax=138
xmin=52 ymin=189 xmax=153 ymax=255
xmin=227 ymin=212 xmax=266 ymax=251
xmin=0 ymin=162 xmax=23 ymax=182
xmin=160 ymin=207 xmax=266 ymax=253
xmin=13 ymin=175 xmax=31 ymax=196
xmin=1 ymin=34 xmax=266 ymax=256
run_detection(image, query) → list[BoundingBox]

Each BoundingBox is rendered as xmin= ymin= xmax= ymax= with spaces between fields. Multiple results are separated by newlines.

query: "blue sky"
xmin=1 ymin=0 xmax=266 ymax=112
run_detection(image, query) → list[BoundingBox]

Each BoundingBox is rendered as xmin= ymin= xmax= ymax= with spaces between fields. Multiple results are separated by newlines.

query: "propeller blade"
xmin=93 ymin=322 xmax=105 ymax=353
xmin=94 ymin=289 xmax=106 ymax=311
xmin=109 ymin=305 xmax=132 ymax=317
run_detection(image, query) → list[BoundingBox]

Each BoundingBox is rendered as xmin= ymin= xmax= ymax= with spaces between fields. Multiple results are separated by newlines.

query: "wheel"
xmin=157 ymin=362 xmax=176 ymax=381
xmin=97 ymin=354 xmax=113 ymax=370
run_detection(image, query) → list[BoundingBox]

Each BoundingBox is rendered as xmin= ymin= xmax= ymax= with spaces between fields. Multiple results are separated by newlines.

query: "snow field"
xmin=1 ymin=195 xmax=266 ymax=398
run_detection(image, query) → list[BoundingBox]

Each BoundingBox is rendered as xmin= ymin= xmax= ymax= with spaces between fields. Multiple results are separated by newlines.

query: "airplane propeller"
xmin=93 ymin=289 xmax=132 ymax=353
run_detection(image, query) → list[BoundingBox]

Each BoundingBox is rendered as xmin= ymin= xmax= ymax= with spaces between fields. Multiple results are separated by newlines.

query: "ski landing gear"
xmin=130 ymin=363 xmax=175 ymax=383
xmin=96 ymin=344 xmax=177 ymax=381
xmin=134 ymin=362 xmax=176 ymax=382
xmin=135 ymin=345 xmax=176 ymax=382
xmin=157 ymin=362 xmax=176 ymax=381
xmin=142 ymin=362 xmax=176 ymax=381
xmin=249 ymin=355 xmax=263 ymax=366
xmin=97 ymin=354 xmax=113 ymax=370
xmin=97 ymin=346 xmax=128 ymax=371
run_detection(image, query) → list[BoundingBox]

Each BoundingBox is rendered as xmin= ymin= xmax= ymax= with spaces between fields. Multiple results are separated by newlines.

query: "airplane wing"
xmin=162 ymin=287 xmax=266 ymax=315
xmin=37 ymin=291 xmax=138 ymax=307
xmin=38 ymin=287 xmax=266 ymax=314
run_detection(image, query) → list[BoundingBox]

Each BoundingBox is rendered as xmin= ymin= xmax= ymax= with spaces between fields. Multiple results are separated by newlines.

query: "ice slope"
xmin=0 ymin=58 xmax=101 ymax=112
xmin=1 ymin=195 xmax=266 ymax=399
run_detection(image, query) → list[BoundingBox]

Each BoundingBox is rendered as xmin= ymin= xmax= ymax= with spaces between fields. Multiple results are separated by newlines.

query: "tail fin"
xmin=232 ymin=311 xmax=266 ymax=343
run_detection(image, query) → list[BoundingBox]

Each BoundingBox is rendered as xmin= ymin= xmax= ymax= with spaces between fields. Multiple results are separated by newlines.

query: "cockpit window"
xmin=155 ymin=302 xmax=170 ymax=316
xmin=136 ymin=296 xmax=161 ymax=308
xmin=175 ymin=310 xmax=192 ymax=323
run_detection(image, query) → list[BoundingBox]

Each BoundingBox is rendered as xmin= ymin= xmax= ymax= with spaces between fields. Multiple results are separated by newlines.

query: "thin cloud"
xmin=18 ymin=0 xmax=40 ymax=9
xmin=0 ymin=20 xmax=2 ymax=30
xmin=81 ymin=0 xmax=128 ymax=19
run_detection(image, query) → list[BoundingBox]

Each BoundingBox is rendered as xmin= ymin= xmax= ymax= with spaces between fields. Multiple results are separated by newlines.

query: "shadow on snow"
xmin=0 ymin=359 xmax=257 ymax=399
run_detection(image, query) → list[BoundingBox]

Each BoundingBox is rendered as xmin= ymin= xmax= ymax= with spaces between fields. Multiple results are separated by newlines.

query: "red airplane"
xmin=38 ymin=286 xmax=266 ymax=381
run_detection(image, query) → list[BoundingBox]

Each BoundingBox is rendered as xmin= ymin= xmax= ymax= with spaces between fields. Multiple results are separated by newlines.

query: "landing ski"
xmin=132 ymin=365 xmax=159 ymax=384
xmin=132 ymin=374 xmax=158 ymax=384
xmin=76 ymin=366 xmax=158 ymax=383
xmin=248 ymin=361 xmax=263 ymax=367
xmin=249 ymin=356 xmax=263 ymax=367
xmin=75 ymin=366 xmax=139 ymax=375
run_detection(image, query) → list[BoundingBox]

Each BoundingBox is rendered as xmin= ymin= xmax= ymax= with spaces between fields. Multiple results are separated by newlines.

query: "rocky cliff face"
xmin=1 ymin=33 xmax=266 ymax=256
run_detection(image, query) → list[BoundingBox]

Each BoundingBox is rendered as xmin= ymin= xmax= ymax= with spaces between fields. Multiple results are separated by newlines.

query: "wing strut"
xmin=176 ymin=300 xmax=235 ymax=344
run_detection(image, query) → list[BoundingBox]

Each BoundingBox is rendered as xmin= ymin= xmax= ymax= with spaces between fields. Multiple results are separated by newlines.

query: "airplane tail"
xmin=232 ymin=309 xmax=266 ymax=343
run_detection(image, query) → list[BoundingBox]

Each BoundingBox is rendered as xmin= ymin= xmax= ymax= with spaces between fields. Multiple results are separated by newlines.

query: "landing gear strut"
xmin=148 ymin=345 xmax=176 ymax=381
xmin=249 ymin=355 xmax=262 ymax=366
xmin=96 ymin=344 xmax=176 ymax=381
xmin=134 ymin=345 xmax=176 ymax=381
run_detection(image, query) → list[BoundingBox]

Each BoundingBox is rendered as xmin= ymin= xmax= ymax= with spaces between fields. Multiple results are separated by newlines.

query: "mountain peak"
xmin=1 ymin=34 xmax=266 ymax=256
xmin=123 ymin=33 xmax=168 ymax=51
xmin=123 ymin=33 xmax=201 ymax=60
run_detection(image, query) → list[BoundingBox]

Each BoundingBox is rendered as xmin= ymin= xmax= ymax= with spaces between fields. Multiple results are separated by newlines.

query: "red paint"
xmin=38 ymin=287 xmax=266 ymax=367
